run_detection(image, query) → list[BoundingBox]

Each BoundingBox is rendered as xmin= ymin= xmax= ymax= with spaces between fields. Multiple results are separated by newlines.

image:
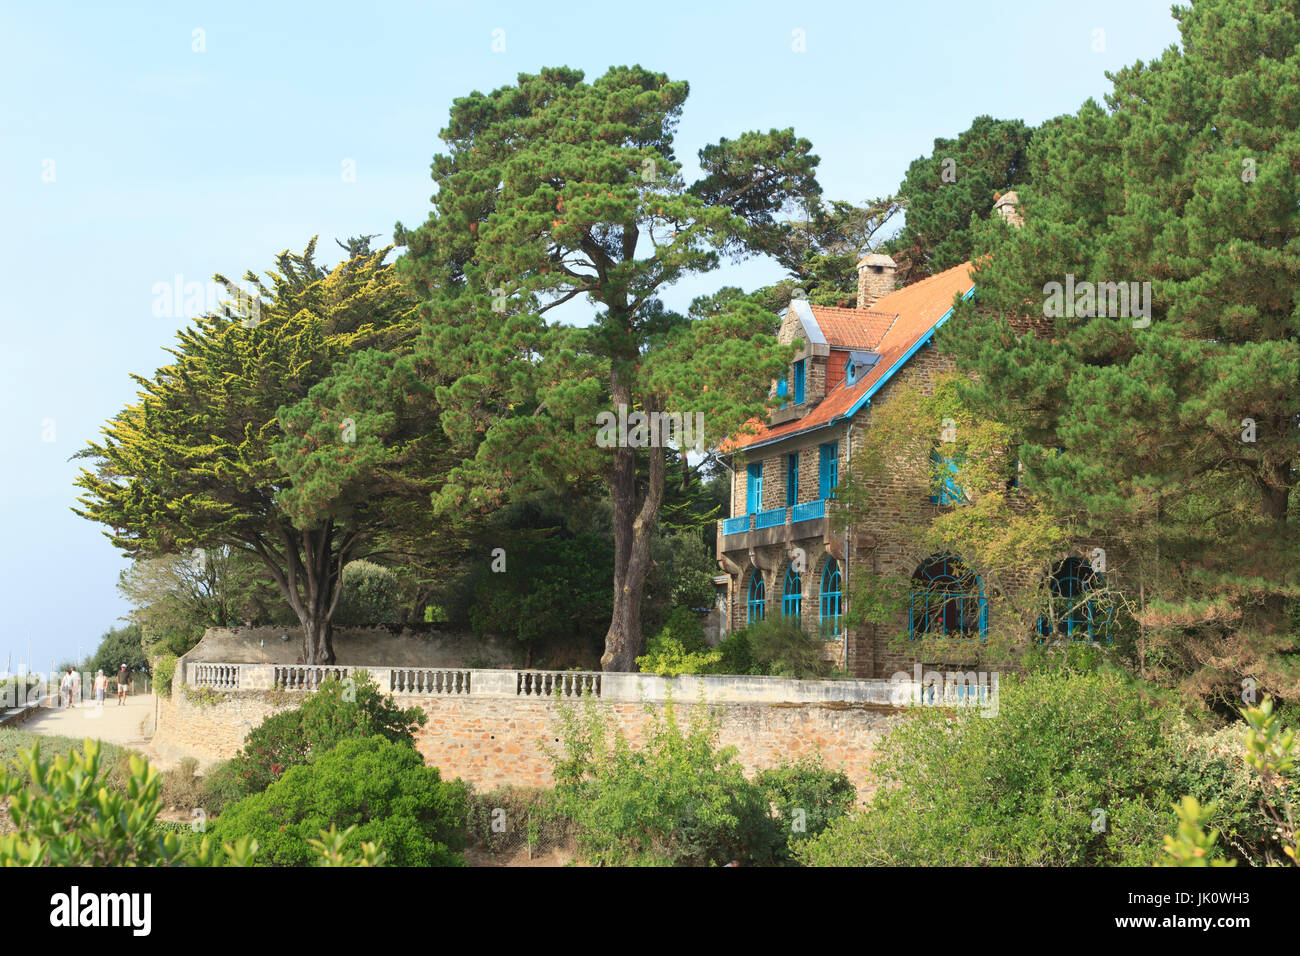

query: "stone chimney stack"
xmin=994 ymin=190 xmax=1023 ymax=227
xmin=856 ymin=253 xmax=897 ymax=310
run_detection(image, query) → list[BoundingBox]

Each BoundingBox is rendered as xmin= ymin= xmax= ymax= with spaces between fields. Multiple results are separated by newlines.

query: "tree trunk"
xmin=299 ymin=613 xmax=335 ymax=666
xmin=601 ymin=382 xmax=666 ymax=672
xmin=254 ymin=522 xmax=349 ymax=666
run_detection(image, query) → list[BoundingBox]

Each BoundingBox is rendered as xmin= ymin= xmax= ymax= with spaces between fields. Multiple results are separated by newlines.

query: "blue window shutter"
xmin=818 ymin=442 xmax=838 ymax=500
xmin=747 ymin=463 xmax=763 ymax=514
xmin=786 ymin=453 xmax=798 ymax=507
xmin=794 ymin=360 xmax=805 ymax=404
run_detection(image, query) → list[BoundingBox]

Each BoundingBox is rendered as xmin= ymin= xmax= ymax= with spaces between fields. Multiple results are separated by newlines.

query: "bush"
xmin=210 ymin=736 xmax=469 ymax=866
xmin=0 ymin=730 xmax=137 ymax=796
xmin=153 ymin=653 xmax=178 ymax=698
xmin=160 ymin=756 xmax=203 ymax=810
xmin=548 ymin=695 xmax=779 ymax=866
xmin=198 ymin=759 xmax=253 ymax=817
xmin=711 ymin=630 xmax=757 ymax=675
xmin=755 ymin=755 xmax=856 ymax=862
xmin=231 ymin=672 xmax=426 ymax=793
xmin=0 ymin=737 xmax=382 ymax=867
xmin=797 ymin=668 xmax=1184 ymax=866
xmin=636 ymin=610 xmax=720 ymax=676
xmin=741 ymin=616 xmax=835 ymax=679
xmin=464 ymin=785 xmax=580 ymax=857
xmin=333 ymin=560 xmax=407 ymax=626
xmin=0 ymin=738 xmax=200 ymax=866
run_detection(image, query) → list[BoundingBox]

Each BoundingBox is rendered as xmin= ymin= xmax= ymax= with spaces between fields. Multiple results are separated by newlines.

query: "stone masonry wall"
xmin=153 ymin=680 xmax=903 ymax=801
xmin=414 ymin=696 xmax=899 ymax=799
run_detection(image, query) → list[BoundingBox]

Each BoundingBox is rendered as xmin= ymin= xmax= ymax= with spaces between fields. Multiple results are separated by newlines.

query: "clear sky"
xmin=0 ymin=0 xmax=1181 ymax=670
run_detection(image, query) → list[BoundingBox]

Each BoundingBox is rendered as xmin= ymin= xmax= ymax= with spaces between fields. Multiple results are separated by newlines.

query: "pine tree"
xmin=397 ymin=66 xmax=821 ymax=669
xmin=942 ymin=0 xmax=1300 ymax=707
xmin=891 ymin=115 xmax=1034 ymax=283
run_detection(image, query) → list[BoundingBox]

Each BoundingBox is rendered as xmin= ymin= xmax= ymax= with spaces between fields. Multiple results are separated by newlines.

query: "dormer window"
xmin=844 ymin=350 xmax=880 ymax=388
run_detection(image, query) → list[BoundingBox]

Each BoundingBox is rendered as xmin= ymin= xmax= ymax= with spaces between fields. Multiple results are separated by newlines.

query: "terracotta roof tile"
xmin=808 ymin=305 xmax=898 ymax=349
xmin=725 ymin=262 xmax=975 ymax=453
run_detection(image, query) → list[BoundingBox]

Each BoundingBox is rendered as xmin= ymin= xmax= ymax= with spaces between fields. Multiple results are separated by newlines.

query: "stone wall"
xmin=153 ymin=666 xmax=910 ymax=799
xmin=153 ymin=687 xmax=299 ymax=765
xmin=414 ymin=696 xmax=899 ymax=799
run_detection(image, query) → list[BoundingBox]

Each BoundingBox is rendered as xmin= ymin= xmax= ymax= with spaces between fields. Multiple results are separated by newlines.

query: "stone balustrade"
xmin=184 ymin=661 xmax=915 ymax=706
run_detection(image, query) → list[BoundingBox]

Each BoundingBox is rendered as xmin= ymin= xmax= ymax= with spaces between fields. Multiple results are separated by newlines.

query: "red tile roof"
xmin=725 ymin=262 xmax=976 ymax=452
xmin=807 ymin=305 xmax=897 ymax=349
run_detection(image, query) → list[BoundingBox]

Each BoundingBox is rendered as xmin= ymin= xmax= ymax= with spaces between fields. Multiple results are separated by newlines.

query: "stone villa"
xmin=715 ymin=194 xmax=1111 ymax=678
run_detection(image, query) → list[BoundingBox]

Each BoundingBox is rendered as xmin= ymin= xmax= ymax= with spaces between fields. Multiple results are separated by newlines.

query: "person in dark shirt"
xmin=117 ymin=664 xmax=129 ymax=705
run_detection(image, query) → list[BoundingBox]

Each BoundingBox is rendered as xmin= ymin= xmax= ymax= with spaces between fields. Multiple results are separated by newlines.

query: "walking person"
xmin=117 ymin=663 xmax=129 ymax=705
xmin=94 ymin=670 xmax=108 ymax=704
xmin=60 ymin=668 xmax=72 ymax=709
xmin=69 ymin=669 xmax=81 ymax=709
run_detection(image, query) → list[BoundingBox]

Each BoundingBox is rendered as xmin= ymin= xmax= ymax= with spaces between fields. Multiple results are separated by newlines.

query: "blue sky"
xmin=0 ymin=0 xmax=1181 ymax=669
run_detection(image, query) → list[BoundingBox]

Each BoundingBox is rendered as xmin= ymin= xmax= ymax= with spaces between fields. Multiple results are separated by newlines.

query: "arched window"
xmin=820 ymin=559 xmax=842 ymax=636
xmin=1037 ymin=557 xmax=1108 ymax=643
xmin=782 ymin=565 xmax=802 ymax=621
xmin=909 ymin=554 xmax=987 ymax=639
xmin=747 ymin=570 xmax=766 ymax=624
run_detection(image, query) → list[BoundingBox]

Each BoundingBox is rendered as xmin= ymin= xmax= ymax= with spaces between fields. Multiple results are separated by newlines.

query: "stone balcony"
xmin=717 ymin=498 xmax=830 ymax=554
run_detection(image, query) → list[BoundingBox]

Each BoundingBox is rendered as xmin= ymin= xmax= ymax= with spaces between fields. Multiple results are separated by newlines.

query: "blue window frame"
xmin=777 ymin=377 xmax=788 ymax=410
xmin=929 ymin=447 xmax=966 ymax=504
xmin=908 ymin=554 xmax=987 ymax=640
xmin=1037 ymin=557 xmax=1109 ymax=643
xmin=818 ymin=442 xmax=839 ymax=500
xmin=746 ymin=463 xmax=763 ymax=514
xmin=820 ymin=559 xmax=842 ymax=636
xmin=786 ymin=453 xmax=798 ymax=508
xmin=782 ymin=565 xmax=802 ymax=621
xmin=747 ymin=571 xmax=766 ymax=624
xmin=793 ymin=359 xmax=805 ymax=405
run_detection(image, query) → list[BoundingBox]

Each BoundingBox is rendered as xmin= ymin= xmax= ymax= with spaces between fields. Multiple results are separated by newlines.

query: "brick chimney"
xmin=856 ymin=253 xmax=897 ymax=310
xmin=993 ymin=190 xmax=1023 ymax=227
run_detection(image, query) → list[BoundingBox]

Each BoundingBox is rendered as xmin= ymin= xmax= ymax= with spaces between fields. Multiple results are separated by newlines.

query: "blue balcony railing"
xmin=755 ymin=507 xmax=787 ymax=530
xmin=721 ymin=515 xmax=751 ymax=536
xmin=791 ymin=499 xmax=826 ymax=522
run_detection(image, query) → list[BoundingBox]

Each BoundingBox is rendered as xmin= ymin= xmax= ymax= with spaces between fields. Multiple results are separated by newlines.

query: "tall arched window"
xmin=747 ymin=570 xmax=766 ymax=624
xmin=820 ymin=559 xmax=842 ymax=636
xmin=782 ymin=565 xmax=802 ymax=621
xmin=909 ymin=554 xmax=987 ymax=640
xmin=1037 ymin=557 xmax=1107 ymax=643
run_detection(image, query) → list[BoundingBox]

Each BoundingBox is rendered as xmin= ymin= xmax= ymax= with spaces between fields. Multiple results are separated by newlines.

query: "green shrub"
xmin=755 ymin=755 xmax=856 ymax=862
xmin=211 ymin=735 xmax=469 ymax=866
xmin=796 ymin=668 xmax=1183 ymax=866
xmin=0 ymin=730 xmax=137 ymax=795
xmin=745 ymin=616 xmax=834 ymax=679
xmin=711 ymin=630 xmax=757 ymax=675
xmin=153 ymin=653 xmax=178 ymax=698
xmin=0 ymin=737 xmax=382 ymax=867
xmin=464 ymin=785 xmax=579 ymax=856
xmin=198 ymin=759 xmax=254 ymax=816
xmin=547 ymin=695 xmax=779 ymax=866
xmin=637 ymin=607 xmax=721 ymax=676
xmin=1166 ymin=723 xmax=1280 ymax=865
xmin=333 ymin=560 xmax=407 ymax=626
xmin=231 ymin=672 xmax=426 ymax=793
